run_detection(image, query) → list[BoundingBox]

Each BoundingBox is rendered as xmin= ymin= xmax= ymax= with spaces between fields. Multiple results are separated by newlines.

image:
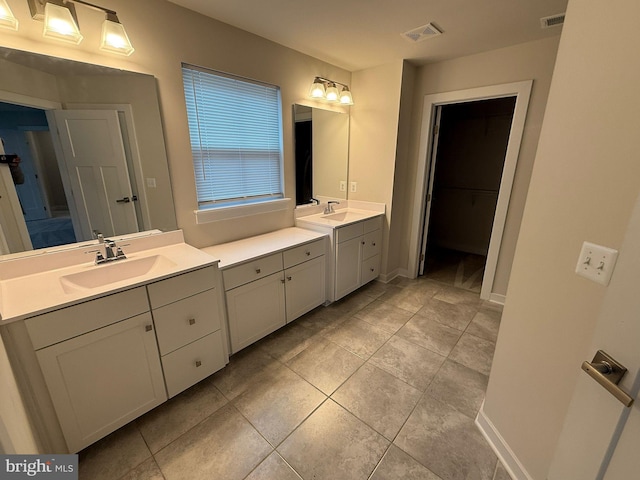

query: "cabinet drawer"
xmin=336 ymin=222 xmax=364 ymax=244
xmin=26 ymin=287 xmax=149 ymax=350
xmin=361 ymin=255 xmax=381 ymax=285
xmin=283 ymin=238 xmax=325 ymax=269
xmin=153 ymin=289 xmax=221 ymax=355
xmin=161 ymin=331 xmax=227 ymax=398
xmin=363 ymin=216 xmax=383 ymax=233
xmin=362 ymin=229 xmax=382 ymax=260
xmin=223 ymin=252 xmax=283 ymax=290
xmin=147 ymin=266 xmax=217 ymax=309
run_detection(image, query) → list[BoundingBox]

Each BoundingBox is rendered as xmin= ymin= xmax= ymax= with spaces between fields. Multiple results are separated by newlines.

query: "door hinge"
xmin=433 ymin=124 xmax=439 ymax=136
xmin=420 ymin=253 xmax=425 ymax=262
xmin=427 ymin=193 xmax=432 ymax=202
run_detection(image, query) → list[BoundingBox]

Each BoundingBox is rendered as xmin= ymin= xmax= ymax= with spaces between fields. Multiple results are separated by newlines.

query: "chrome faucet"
xmin=94 ymin=235 xmax=127 ymax=264
xmin=324 ymin=201 xmax=340 ymax=214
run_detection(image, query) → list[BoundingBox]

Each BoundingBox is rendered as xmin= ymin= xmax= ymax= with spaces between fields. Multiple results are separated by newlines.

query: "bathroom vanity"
xmin=202 ymin=228 xmax=327 ymax=353
xmin=295 ymin=205 xmax=385 ymax=302
xmin=0 ymin=231 xmax=228 ymax=453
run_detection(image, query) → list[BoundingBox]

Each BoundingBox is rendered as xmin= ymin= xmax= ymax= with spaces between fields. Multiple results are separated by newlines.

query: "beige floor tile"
xmin=448 ymin=332 xmax=496 ymax=376
xmin=154 ymin=404 xmax=272 ymax=480
xmin=433 ymin=284 xmax=483 ymax=306
xmin=295 ymin=305 xmax=350 ymax=335
xmin=466 ymin=309 xmax=502 ymax=343
xmin=118 ymin=457 xmax=164 ymax=480
xmin=379 ymin=285 xmax=428 ymax=313
xmin=369 ymin=336 xmax=446 ymax=391
xmin=370 ymin=445 xmax=443 ymax=480
xmin=137 ymin=375 xmax=228 ymax=453
xmin=396 ymin=314 xmax=462 ymax=356
xmin=416 ymin=298 xmax=478 ymax=331
xmin=258 ymin=320 xmax=319 ymax=362
xmin=332 ymin=363 xmax=423 ymax=440
xmin=245 ymin=452 xmax=302 ymax=480
xmin=286 ymin=337 xmax=364 ymax=395
xmin=426 ymin=359 xmax=488 ymax=418
xmin=354 ymin=299 xmax=415 ymax=333
xmin=395 ymin=396 xmax=497 ymax=480
xmin=324 ymin=317 xmax=393 ymax=359
xmin=233 ymin=363 xmax=326 ymax=445
xmin=79 ymin=423 xmax=151 ymax=480
xmin=212 ymin=344 xmax=280 ymax=401
xmin=278 ymin=400 xmax=389 ymax=480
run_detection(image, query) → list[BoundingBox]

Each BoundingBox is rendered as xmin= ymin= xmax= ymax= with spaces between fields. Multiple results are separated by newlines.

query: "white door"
xmin=48 ymin=110 xmax=138 ymax=240
xmin=548 ymin=195 xmax=640 ymax=479
xmin=418 ymin=106 xmax=442 ymax=275
xmin=0 ymin=129 xmax=47 ymax=222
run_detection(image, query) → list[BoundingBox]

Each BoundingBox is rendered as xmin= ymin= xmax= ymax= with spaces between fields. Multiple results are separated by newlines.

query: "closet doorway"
xmin=420 ymin=97 xmax=516 ymax=292
xmin=408 ymin=81 xmax=533 ymax=302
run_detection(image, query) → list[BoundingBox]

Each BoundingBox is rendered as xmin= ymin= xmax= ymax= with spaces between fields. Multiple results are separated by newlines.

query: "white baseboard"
xmin=379 ymin=267 xmax=410 ymax=284
xmin=475 ymin=403 xmax=533 ymax=480
xmin=489 ymin=293 xmax=506 ymax=305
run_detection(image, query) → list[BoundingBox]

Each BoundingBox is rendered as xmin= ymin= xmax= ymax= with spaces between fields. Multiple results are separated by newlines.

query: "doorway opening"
xmin=421 ymin=97 xmax=517 ymax=293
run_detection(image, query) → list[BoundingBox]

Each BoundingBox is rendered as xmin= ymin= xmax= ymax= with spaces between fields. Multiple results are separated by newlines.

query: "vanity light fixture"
xmin=0 ymin=0 xmax=18 ymax=30
xmin=309 ymin=76 xmax=354 ymax=105
xmin=26 ymin=0 xmax=135 ymax=55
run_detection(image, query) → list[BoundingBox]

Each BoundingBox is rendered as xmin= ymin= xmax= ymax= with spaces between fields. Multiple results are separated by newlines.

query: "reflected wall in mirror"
xmin=293 ymin=104 xmax=349 ymax=206
xmin=0 ymin=47 xmax=177 ymax=255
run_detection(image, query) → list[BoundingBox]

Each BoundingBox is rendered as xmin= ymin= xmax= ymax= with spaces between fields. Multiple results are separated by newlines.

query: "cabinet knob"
xmin=305 ymin=251 xmax=311 ymax=256
xmin=188 ymin=318 xmax=196 ymax=326
xmin=281 ymin=279 xmax=286 ymax=284
xmin=370 ymin=268 xmax=375 ymax=272
xmin=372 ymin=242 xmax=376 ymax=246
xmin=255 ymin=268 xmax=261 ymax=274
xmin=287 ymin=276 xmax=292 ymax=281
xmin=195 ymin=360 xmax=202 ymax=368
xmin=145 ymin=325 xmax=153 ymax=332
xmin=361 ymin=241 xmax=365 ymax=245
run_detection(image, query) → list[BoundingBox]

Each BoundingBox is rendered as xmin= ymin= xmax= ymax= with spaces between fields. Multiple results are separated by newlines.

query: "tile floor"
xmin=78 ymin=265 xmax=510 ymax=480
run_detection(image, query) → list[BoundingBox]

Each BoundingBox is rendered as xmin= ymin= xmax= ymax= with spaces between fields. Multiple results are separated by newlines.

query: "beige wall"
xmin=483 ymin=0 xmax=640 ymax=478
xmin=349 ymin=60 xmax=405 ymax=277
xmin=392 ymin=36 xmax=560 ymax=293
xmin=0 ymin=0 xmax=351 ymax=247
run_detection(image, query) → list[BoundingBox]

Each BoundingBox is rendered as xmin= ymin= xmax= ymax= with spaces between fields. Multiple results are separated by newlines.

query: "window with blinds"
xmin=182 ymin=64 xmax=284 ymax=209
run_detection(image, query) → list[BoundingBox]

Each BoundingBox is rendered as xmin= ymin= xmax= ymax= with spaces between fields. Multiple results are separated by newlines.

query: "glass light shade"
xmin=339 ymin=87 xmax=354 ymax=105
xmin=100 ymin=19 xmax=135 ymax=56
xmin=43 ymin=2 xmax=83 ymax=44
xmin=325 ymin=83 xmax=339 ymax=102
xmin=0 ymin=0 xmax=18 ymax=31
xmin=309 ymin=79 xmax=326 ymax=99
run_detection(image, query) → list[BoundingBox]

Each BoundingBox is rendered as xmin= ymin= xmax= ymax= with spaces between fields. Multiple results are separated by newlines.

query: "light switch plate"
xmin=575 ymin=241 xmax=618 ymax=286
xmin=350 ymin=181 xmax=357 ymax=193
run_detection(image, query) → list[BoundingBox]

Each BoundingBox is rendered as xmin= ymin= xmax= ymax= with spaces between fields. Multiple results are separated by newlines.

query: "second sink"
xmin=59 ymin=255 xmax=177 ymax=293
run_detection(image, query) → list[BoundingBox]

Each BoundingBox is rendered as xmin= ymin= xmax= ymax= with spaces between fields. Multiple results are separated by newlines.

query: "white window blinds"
xmin=182 ymin=64 xmax=284 ymax=208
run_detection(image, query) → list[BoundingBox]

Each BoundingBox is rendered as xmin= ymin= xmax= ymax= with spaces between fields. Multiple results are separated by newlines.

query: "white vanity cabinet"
xmin=218 ymin=235 xmax=326 ymax=353
xmin=147 ymin=266 xmax=227 ymax=398
xmin=335 ymin=217 xmax=382 ymax=299
xmin=25 ymin=287 xmax=166 ymax=453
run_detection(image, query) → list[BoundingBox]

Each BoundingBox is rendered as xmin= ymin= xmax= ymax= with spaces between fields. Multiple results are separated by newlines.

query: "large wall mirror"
xmin=293 ymin=104 xmax=349 ymax=206
xmin=0 ymin=47 xmax=177 ymax=255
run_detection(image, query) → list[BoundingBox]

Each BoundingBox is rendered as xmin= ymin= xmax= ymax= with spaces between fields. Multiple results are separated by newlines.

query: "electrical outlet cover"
xmin=575 ymin=241 xmax=618 ymax=286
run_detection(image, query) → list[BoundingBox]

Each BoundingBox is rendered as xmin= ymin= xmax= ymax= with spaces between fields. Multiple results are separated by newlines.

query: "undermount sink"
xmin=59 ymin=255 xmax=177 ymax=293
xmin=320 ymin=211 xmax=369 ymax=222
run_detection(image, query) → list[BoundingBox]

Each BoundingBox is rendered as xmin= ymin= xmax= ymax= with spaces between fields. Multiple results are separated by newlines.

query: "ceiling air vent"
xmin=402 ymin=23 xmax=443 ymax=43
xmin=540 ymin=13 xmax=565 ymax=29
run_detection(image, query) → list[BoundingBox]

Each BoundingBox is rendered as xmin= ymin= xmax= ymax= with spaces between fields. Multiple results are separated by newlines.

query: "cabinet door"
xmin=335 ymin=236 xmax=362 ymax=300
xmin=285 ymin=256 xmax=325 ymax=323
xmin=226 ymin=271 xmax=286 ymax=353
xmin=36 ymin=313 xmax=166 ymax=452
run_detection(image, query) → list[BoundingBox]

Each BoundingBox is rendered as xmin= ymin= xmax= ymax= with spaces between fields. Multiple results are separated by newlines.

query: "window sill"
xmin=194 ymin=198 xmax=292 ymax=224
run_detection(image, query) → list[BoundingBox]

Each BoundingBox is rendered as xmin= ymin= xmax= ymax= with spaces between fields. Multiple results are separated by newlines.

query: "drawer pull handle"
xmin=145 ymin=325 xmax=153 ymax=332
xmin=305 ymin=251 xmax=311 ymax=256
xmin=188 ymin=318 xmax=196 ymax=326
xmin=195 ymin=360 xmax=202 ymax=368
xmin=255 ymin=268 xmax=261 ymax=274
xmin=287 ymin=276 xmax=292 ymax=281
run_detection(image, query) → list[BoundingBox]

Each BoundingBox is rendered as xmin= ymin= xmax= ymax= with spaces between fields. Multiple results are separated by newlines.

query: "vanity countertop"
xmin=0 ymin=232 xmax=219 ymax=324
xmin=295 ymin=207 xmax=384 ymax=228
xmin=201 ymin=227 xmax=327 ymax=269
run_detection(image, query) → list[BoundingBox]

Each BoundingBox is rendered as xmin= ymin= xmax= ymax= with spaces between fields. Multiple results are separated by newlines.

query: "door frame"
xmin=408 ymin=80 xmax=532 ymax=301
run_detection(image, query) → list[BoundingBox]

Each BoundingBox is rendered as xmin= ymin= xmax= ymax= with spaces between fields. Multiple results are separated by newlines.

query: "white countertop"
xmin=295 ymin=208 xmax=384 ymax=228
xmin=0 ymin=232 xmax=219 ymax=324
xmin=201 ymin=227 xmax=327 ymax=269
